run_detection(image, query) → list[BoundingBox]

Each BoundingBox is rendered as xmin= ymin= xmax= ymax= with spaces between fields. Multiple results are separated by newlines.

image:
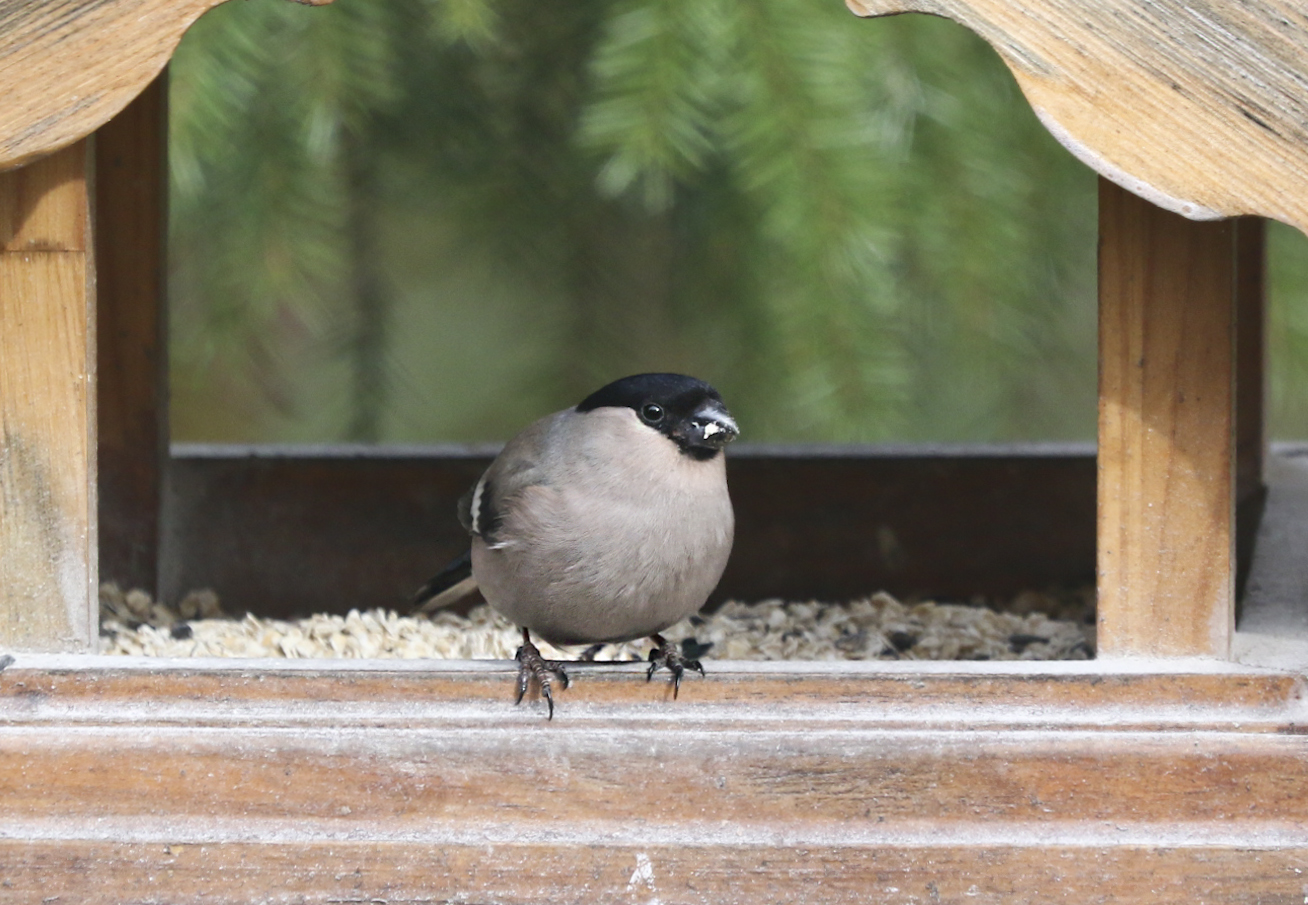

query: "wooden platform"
xmin=2 ymin=656 xmax=1306 ymax=904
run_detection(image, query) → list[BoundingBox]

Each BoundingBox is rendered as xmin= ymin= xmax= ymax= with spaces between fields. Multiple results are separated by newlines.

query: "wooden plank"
xmin=5 ymin=842 xmax=1308 ymax=905
xmin=5 ymin=659 xmax=1299 ymax=717
xmin=160 ymin=446 xmax=1097 ymax=617
xmin=95 ymin=73 xmax=168 ymax=595
xmin=1097 ymin=178 xmax=1236 ymax=658
xmin=0 ymin=141 xmax=96 ymax=652
xmin=0 ymin=662 xmax=1305 ymax=903
xmin=0 ymin=0 xmax=330 ymax=172
xmin=847 ymin=0 xmax=1308 ymax=234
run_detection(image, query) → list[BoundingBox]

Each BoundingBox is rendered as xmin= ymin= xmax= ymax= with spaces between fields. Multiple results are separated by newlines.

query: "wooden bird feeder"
xmin=2 ymin=0 xmax=1307 ymax=901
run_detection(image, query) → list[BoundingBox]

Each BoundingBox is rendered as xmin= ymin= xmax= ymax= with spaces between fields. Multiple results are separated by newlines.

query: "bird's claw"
xmin=515 ymin=640 xmax=570 ymax=719
xmin=646 ymin=639 xmax=704 ymax=699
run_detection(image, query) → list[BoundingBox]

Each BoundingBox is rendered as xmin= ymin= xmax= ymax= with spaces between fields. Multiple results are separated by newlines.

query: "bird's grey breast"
xmin=475 ymin=407 xmax=734 ymax=645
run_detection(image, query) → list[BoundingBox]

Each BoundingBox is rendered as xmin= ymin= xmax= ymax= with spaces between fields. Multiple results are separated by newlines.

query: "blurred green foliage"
xmin=1270 ymin=224 xmax=1308 ymax=438
xmin=168 ymin=0 xmax=1308 ymax=443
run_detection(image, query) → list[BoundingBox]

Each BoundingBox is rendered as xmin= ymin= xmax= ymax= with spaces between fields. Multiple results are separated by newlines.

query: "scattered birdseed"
xmin=97 ymin=583 xmax=1094 ymax=661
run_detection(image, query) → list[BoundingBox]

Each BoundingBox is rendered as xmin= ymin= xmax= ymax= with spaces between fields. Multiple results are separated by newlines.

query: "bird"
xmin=414 ymin=373 xmax=738 ymax=717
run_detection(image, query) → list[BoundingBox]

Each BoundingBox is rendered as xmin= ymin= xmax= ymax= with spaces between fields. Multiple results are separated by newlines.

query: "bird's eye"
xmin=640 ymin=403 xmax=665 ymax=424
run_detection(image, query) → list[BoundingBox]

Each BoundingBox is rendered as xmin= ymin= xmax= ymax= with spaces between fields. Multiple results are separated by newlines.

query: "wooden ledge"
xmin=2 ymin=659 xmax=1307 ymax=902
xmin=2 ymin=655 xmax=1304 ymax=727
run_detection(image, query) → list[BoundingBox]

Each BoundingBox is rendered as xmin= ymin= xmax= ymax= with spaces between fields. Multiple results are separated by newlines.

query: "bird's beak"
xmin=684 ymin=400 xmax=739 ymax=450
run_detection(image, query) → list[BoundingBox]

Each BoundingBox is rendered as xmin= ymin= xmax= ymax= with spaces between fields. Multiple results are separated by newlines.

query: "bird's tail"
xmin=411 ymin=550 xmax=481 ymax=614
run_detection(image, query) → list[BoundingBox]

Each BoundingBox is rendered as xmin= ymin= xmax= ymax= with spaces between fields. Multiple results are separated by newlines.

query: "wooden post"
xmin=1097 ymin=178 xmax=1236 ymax=658
xmin=96 ymin=74 xmax=168 ymax=595
xmin=0 ymin=142 xmax=97 ymax=652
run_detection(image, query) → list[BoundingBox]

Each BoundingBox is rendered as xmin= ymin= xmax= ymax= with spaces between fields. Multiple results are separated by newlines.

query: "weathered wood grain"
xmin=95 ymin=73 xmax=167 ymax=595
xmin=5 ymin=842 xmax=1308 ymax=905
xmin=0 ymin=141 xmax=96 ymax=652
xmin=6 ymin=660 xmax=1299 ymax=718
xmin=2 ymin=0 xmax=1307 ymax=234
xmin=1097 ymin=179 xmax=1236 ymax=658
xmin=0 ymin=663 xmax=1304 ymax=903
xmin=848 ymin=0 xmax=1308 ymax=234
xmin=0 ymin=0 xmax=328 ymax=172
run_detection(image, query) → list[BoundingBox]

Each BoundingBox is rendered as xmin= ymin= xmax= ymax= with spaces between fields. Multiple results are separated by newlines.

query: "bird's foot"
xmin=646 ymin=633 xmax=705 ymax=699
xmin=515 ymin=633 xmax=571 ymax=719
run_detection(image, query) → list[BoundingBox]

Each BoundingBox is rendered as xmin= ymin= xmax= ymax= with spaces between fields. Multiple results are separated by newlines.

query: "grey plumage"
xmin=414 ymin=373 xmax=738 ymax=713
xmin=467 ymin=404 xmax=734 ymax=645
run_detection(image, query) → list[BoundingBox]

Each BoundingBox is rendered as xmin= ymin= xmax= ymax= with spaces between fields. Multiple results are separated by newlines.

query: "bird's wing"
xmin=457 ymin=414 xmax=557 ymax=548
xmin=414 ymin=413 xmax=562 ymax=613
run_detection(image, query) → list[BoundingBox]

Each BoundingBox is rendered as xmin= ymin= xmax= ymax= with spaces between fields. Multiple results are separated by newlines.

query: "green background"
xmin=168 ymin=0 xmax=1308 ymax=445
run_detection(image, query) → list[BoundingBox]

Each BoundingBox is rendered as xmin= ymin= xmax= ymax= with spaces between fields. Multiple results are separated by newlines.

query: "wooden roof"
xmin=0 ymin=0 xmax=325 ymax=170
xmin=2 ymin=0 xmax=1307 ymax=229
xmin=851 ymin=0 xmax=1308 ymax=231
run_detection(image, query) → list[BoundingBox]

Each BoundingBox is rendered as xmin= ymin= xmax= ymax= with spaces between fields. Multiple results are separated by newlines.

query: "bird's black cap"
xmin=577 ymin=373 xmax=737 ymax=459
xmin=576 ymin=373 xmax=721 ymax=413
